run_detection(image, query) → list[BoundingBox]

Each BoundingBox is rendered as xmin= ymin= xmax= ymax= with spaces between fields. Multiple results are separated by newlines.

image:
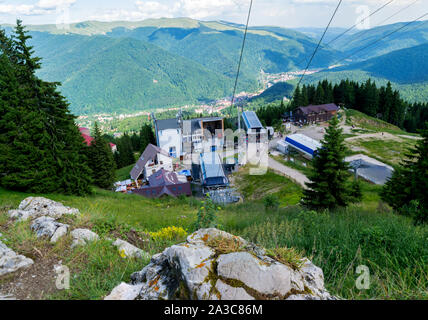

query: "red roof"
xmin=79 ymin=127 xmax=115 ymax=149
xmin=81 ymin=133 xmax=94 ymax=146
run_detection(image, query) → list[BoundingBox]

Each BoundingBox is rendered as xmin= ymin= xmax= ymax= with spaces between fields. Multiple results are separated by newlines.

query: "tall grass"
xmin=225 ymin=206 xmax=428 ymax=300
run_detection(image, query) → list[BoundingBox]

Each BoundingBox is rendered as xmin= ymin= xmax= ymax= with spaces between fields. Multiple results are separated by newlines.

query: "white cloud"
xmin=0 ymin=0 xmax=76 ymax=16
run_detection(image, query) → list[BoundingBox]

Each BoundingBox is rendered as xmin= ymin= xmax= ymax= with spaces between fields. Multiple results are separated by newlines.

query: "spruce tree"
xmin=139 ymin=123 xmax=156 ymax=153
xmin=381 ymin=124 xmax=428 ymax=224
xmin=87 ymin=122 xmax=116 ymax=189
xmin=302 ymin=116 xmax=352 ymax=210
xmin=0 ymin=21 xmax=92 ymax=195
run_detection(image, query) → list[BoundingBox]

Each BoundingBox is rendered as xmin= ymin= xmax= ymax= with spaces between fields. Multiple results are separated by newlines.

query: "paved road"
xmin=268 ymin=157 xmax=310 ymax=189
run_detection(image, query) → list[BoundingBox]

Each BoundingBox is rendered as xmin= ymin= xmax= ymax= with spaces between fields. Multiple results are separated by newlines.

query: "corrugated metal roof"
xmin=200 ymin=152 xmax=228 ymax=186
xmin=242 ymin=111 xmax=263 ymax=129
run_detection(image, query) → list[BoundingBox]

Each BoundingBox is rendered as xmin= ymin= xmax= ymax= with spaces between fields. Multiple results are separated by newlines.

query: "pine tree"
xmin=116 ymin=133 xmax=135 ymax=168
xmin=381 ymin=124 xmax=428 ymax=224
xmin=139 ymin=123 xmax=156 ymax=153
xmin=0 ymin=21 xmax=92 ymax=195
xmin=87 ymin=122 xmax=116 ymax=189
xmin=313 ymin=83 xmax=325 ymax=105
xmin=302 ymin=116 xmax=352 ymax=210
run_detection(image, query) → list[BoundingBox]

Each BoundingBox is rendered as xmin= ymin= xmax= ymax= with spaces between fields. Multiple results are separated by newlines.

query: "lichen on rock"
xmin=106 ymin=228 xmax=338 ymax=300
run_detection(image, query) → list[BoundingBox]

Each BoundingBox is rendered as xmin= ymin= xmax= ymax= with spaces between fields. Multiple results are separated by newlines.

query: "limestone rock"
xmin=106 ymin=228 xmax=338 ymax=300
xmin=216 ymin=251 xmax=292 ymax=298
xmin=8 ymin=197 xmax=79 ymax=221
xmin=0 ymin=239 xmax=34 ymax=277
xmin=31 ymin=216 xmax=69 ymax=243
xmin=104 ymin=282 xmax=144 ymax=300
xmin=113 ymin=239 xmax=149 ymax=259
xmin=71 ymin=229 xmax=99 ymax=248
xmin=51 ymin=226 xmax=69 ymax=243
xmin=215 ymin=280 xmax=254 ymax=300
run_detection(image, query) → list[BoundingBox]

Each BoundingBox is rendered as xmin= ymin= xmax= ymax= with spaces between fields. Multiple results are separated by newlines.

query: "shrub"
xmin=193 ymin=194 xmax=220 ymax=230
xmin=149 ymin=226 xmax=188 ymax=242
xmin=263 ymin=194 xmax=280 ymax=212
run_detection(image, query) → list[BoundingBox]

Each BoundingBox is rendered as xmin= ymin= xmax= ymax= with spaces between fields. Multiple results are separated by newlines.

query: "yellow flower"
xmin=119 ymin=249 xmax=126 ymax=258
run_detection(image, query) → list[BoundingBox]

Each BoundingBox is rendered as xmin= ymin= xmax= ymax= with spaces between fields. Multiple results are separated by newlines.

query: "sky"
xmin=0 ymin=0 xmax=426 ymax=29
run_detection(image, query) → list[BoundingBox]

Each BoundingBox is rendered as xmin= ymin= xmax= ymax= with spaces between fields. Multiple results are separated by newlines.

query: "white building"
xmin=154 ymin=116 xmax=224 ymax=158
xmin=154 ymin=118 xmax=182 ymax=158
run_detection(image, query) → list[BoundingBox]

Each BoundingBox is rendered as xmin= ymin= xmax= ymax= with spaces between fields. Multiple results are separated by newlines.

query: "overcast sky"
xmin=0 ymin=0 xmax=426 ymax=29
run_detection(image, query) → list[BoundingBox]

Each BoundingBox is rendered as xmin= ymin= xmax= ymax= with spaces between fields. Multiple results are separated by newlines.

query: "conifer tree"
xmin=87 ymin=122 xmax=116 ymax=189
xmin=302 ymin=116 xmax=352 ymax=210
xmin=0 ymin=21 xmax=92 ymax=195
xmin=139 ymin=123 xmax=156 ymax=153
xmin=381 ymin=124 xmax=428 ymax=224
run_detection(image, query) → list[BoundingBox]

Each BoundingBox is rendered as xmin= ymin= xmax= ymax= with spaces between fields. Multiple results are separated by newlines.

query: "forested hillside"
xmin=330 ymin=21 xmax=428 ymax=60
xmin=29 ymin=32 xmax=238 ymax=114
xmin=332 ymin=43 xmax=428 ymax=84
xmin=0 ymin=19 xmax=341 ymax=115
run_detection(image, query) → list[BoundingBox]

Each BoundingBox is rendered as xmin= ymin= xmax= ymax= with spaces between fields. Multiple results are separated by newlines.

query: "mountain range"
xmin=1 ymin=18 xmax=427 ymax=114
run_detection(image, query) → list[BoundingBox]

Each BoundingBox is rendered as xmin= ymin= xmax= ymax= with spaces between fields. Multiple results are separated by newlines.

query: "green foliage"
xmin=263 ymin=194 xmax=280 ymax=212
xmin=302 ymin=116 xmax=353 ymax=210
xmin=139 ymin=123 xmax=156 ymax=153
xmin=349 ymin=180 xmax=363 ymax=203
xmin=1 ymin=184 xmax=427 ymax=300
xmin=265 ymin=247 xmax=304 ymax=270
xmin=114 ymin=133 xmax=135 ymax=169
xmin=231 ymin=206 xmax=428 ymax=300
xmin=331 ymin=21 xmax=428 ymax=60
xmin=87 ymin=122 xmax=116 ymax=189
xmin=381 ymin=125 xmax=428 ymax=224
xmin=194 ymin=195 xmax=220 ymax=230
xmin=0 ymin=21 xmax=92 ymax=195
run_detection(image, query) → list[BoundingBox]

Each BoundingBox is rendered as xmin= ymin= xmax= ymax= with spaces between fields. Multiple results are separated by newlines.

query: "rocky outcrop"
xmin=0 ymin=239 xmax=33 ymax=277
xmin=71 ymin=229 xmax=99 ymax=248
xmin=105 ymin=228 xmax=337 ymax=300
xmin=8 ymin=197 xmax=79 ymax=221
xmin=30 ymin=216 xmax=69 ymax=243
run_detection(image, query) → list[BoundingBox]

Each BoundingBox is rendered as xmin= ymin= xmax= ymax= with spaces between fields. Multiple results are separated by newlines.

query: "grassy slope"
xmin=115 ymin=164 xmax=134 ymax=181
xmin=344 ymin=109 xmax=419 ymax=166
xmin=0 ymin=164 xmax=427 ymax=300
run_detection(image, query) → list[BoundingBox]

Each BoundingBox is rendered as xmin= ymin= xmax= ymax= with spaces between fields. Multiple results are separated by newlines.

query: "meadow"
xmin=0 ymin=167 xmax=427 ymax=300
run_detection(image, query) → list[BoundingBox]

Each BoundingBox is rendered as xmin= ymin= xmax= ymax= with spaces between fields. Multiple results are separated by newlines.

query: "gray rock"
xmin=0 ymin=239 xmax=34 ymax=277
xmin=8 ymin=197 xmax=79 ymax=221
xmin=31 ymin=216 xmax=69 ymax=242
xmin=215 ymin=279 xmax=255 ymax=300
xmin=70 ymin=228 xmax=99 ymax=247
xmin=217 ymin=251 xmax=292 ymax=298
xmin=51 ymin=225 xmax=68 ymax=243
xmin=104 ymin=282 xmax=143 ymax=300
xmin=106 ymin=228 xmax=338 ymax=300
xmin=112 ymin=239 xmax=149 ymax=259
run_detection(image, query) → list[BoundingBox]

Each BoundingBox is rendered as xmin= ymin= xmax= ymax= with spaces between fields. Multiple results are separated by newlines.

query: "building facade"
xmin=294 ymin=103 xmax=339 ymax=124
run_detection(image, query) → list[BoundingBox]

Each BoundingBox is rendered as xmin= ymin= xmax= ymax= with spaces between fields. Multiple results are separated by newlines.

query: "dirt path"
xmin=345 ymin=132 xmax=402 ymax=142
xmin=268 ymin=157 xmax=309 ymax=189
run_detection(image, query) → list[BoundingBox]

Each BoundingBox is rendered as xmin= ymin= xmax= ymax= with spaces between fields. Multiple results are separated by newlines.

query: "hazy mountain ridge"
xmin=1 ymin=18 xmax=427 ymax=114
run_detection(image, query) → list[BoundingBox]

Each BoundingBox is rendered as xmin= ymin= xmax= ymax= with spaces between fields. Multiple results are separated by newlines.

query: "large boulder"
xmin=105 ymin=228 xmax=337 ymax=300
xmin=30 ymin=216 xmax=69 ymax=243
xmin=8 ymin=197 xmax=79 ymax=221
xmin=0 ymin=239 xmax=34 ymax=277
